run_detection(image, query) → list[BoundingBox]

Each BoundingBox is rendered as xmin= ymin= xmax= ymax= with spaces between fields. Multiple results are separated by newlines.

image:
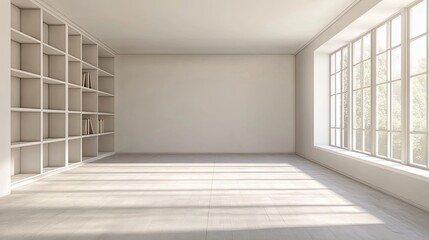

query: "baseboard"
xmin=115 ymin=152 xmax=296 ymax=155
xmin=295 ymin=152 xmax=429 ymax=213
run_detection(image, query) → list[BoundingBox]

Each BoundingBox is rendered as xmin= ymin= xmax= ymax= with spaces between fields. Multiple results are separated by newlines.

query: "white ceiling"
xmin=41 ymin=0 xmax=357 ymax=54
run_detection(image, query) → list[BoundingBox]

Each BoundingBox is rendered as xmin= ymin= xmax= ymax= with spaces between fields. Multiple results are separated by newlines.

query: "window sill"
xmin=315 ymin=145 xmax=429 ymax=183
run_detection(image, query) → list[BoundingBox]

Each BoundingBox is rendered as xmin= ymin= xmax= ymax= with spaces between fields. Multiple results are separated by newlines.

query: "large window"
xmin=330 ymin=47 xmax=349 ymax=148
xmin=329 ymin=0 xmax=429 ymax=170
xmin=409 ymin=0 xmax=428 ymax=167
xmin=352 ymin=33 xmax=371 ymax=154
xmin=375 ymin=16 xmax=402 ymax=161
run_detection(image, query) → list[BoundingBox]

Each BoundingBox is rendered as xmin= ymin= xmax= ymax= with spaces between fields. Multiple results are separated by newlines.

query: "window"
xmin=375 ymin=16 xmax=402 ymax=161
xmin=409 ymin=0 xmax=428 ymax=167
xmin=330 ymin=47 xmax=349 ymax=148
xmin=329 ymin=0 xmax=429 ymax=170
xmin=352 ymin=34 xmax=371 ymax=154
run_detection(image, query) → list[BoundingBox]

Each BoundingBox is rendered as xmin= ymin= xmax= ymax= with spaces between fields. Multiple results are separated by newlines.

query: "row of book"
xmin=82 ymin=119 xmax=107 ymax=135
xmin=82 ymin=72 xmax=93 ymax=88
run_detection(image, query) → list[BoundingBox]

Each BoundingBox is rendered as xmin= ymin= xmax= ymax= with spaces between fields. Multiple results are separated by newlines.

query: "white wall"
xmin=0 ymin=0 xmax=11 ymax=197
xmin=116 ymin=55 xmax=295 ymax=153
xmin=296 ymin=0 xmax=429 ymax=211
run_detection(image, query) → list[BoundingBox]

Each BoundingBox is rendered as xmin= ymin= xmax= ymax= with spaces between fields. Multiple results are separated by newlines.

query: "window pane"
xmin=336 ymin=129 xmax=341 ymax=147
xmin=391 ymin=47 xmax=401 ymax=80
xmin=336 ymin=51 xmax=342 ymax=73
xmin=376 ymin=24 xmax=387 ymax=53
xmin=377 ymin=84 xmax=388 ymax=130
xmin=410 ymin=36 xmax=427 ymax=76
xmin=342 ymin=48 xmax=348 ymax=70
xmin=331 ymin=75 xmax=335 ymax=95
xmin=353 ymin=63 xmax=362 ymax=89
xmin=376 ymin=53 xmax=388 ymax=83
xmin=410 ymin=0 xmax=427 ymax=39
xmin=331 ymin=128 xmax=336 ymax=145
xmin=353 ymin=39 xmax=362 ymax=64
xmin=410 ymin=74 xmax=427 ymax=132
xmin=343 ymin=130 xmax=349 ymax=148
xmin=377 ymin=131 xmax=388 ymax=157
xmin=411 ymin=134 xmax=428 ymax=166
xmin=343 ymin=92 xmax=349 ymax=128
xmin=354 ymin=90 xmax=362 ymax=129
xmin=364 ymin=88 xmax=371 ymax=130
xmin=391 ymin=132 xmax=401 ymax=160
xmin=391 ymin=16 xmax=402 ymax=47
xmin=391 ymin=81 xmax=402 ymax=131
xmin=363 ymin=60 xmax=371 ymax=87
xmin=336 ymin=94 xmax=341 ymax=128
xmin=331 ymin=96 xmax=335 ymax=127
xmin=336 ymin=72 xmax=342 ymax=94
xmin=342 ymin=69 xmax=349 ymax=92
xmin=364 ymin=130 xmax=371 ymax=153
xmin=363 ymin=34 xmax=371 ymax=60
xmin=354 ymin=130 xmax=362 ymax=151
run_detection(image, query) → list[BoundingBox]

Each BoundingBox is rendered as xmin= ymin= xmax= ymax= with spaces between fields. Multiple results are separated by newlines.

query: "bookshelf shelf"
xmin=98 ymin=69 xmax=114 ymax=77
xmin=10 ymin=0 xmax=115 ymax=187
xmin=68 ymin=136 xmax=82 ymax=141
xmin=98 ymin=132 xmax=115 ymax=136
xmin=11 ymin=28 xmax=40 ymax=44
xmin=11 ymin=108 xmax=41 ymax=112
xmin=82 ymin=61 xmax=98 ymax=70
xmin=11 ymin=68 xmax=40 ymax=79
xmin=82 ymin=87 xmax=97 ymax=93
xmin=43 ymin=44 xmax=65 ymax=56
xmin=68 ymin=55 xmax=81 ymax=62
xmin=43 ymin=138 xmax=66 ymax=144
xmin=82 ymin=134 xmax=98 ymax=139
xmin=43 ymin=76 xmax=65 ymax=85
xmin=98 ymin=90 xmax=114 ymax=97
xmin=11 ymin=141 xmax=41 ymax=149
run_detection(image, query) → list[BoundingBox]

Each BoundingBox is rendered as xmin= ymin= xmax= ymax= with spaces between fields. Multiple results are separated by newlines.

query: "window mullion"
xmin=403 ymin=8 xmax=409 ymax=165
xmin=348 ymin=43 xmax=353 ymax=151
xmin=371 ymin=29 xmax=377 ymax=156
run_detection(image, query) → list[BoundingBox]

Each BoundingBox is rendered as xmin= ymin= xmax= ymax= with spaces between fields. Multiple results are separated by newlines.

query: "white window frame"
xmin=329 ymin=0 xmax=429 ymax=170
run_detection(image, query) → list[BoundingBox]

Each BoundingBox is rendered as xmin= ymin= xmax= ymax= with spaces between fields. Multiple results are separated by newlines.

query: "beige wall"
xmin=0 ymin=0 xmax=11 ymax=196
xmin=116 ymin=55 xmax=295 ymax=153
xmin=296 ymin=0 xmax=429 ymax=211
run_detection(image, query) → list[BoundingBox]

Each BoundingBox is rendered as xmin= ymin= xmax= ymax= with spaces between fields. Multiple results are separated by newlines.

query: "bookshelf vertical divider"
xmin=10 ymin=0 xmax=115 ymax=187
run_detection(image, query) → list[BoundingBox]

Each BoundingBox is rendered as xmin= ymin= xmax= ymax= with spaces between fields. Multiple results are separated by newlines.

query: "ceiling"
xmin=41 ymin=0 xmax=357 ymax=54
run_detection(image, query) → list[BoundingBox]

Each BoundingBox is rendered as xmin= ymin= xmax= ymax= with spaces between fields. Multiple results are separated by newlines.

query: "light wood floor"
xmin=1 ymin=154 xmax=429 ymax=240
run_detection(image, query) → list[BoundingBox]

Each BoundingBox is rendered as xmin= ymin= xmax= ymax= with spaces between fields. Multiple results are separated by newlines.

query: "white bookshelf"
xmin=10 ymin=0 xmax=115 ymax=186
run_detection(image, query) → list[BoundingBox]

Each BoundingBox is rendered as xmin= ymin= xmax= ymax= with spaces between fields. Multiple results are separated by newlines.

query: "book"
xmin=82 ymin=119 xmax=88 ymax=135
xmin=82 ymin=72 xmax=92 ymax=88
xmin=82 ymin=118 xmax=96 ymax=135
xmin=89 ymin=119 xmax=95 ymax=134
xmin=98 ymin=119 xmax=105 ymax=133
